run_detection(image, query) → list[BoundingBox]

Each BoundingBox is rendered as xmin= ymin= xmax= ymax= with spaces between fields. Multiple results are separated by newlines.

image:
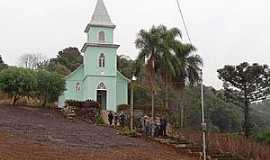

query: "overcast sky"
xmin=0 ymin=0 xmax=269 ymax=88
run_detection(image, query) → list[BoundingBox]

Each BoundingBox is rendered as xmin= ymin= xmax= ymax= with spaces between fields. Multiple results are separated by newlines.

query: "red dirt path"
xmin=0 ymin=106 xmax=195 ymax=160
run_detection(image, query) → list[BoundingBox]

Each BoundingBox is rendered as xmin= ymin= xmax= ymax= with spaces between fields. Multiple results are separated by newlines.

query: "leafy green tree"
xmin=169 ymin=86 xmax=242 ymax=132
xmin=155 ymin=25 xmax=182 ymax=111
xmin=135 ymin=26 xmax=164 ymax=119
xmin=218 ymin=62 xmax=270 ymax=137
xmin=0 ymin=67 xmax=37 ymax=105
xmin=117 ymin=55 xmax=135 ymax=79
xmin=251 ymin=100 xmax=270 ymax=132
xmin=173 ymin=44 xmax=202 ymax=87
xmin=35 ymin=70 xmax=65 ymax=107
xmin=38 ymin=47 xmax=82 ymax=76
xmin=135 ymin=25 xmax=202 ymax=124
xmin=172 ymin=43 xmax=202 ymax=128
xmin=39 ymin=59 xmax=71 ymax=76
xmin=56 ymin=47 xmax=83 ymax=72
xmin=256 ymin=131 xmax=270 ymax=143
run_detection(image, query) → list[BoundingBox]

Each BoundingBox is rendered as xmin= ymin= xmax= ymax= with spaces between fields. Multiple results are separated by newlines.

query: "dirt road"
xmin=0 ymin=106 xmax=195 ymax=160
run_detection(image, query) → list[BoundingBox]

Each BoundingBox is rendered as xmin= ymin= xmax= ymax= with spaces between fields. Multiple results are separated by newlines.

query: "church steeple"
xmin=85 ymin=0 xmax=116 ymax=33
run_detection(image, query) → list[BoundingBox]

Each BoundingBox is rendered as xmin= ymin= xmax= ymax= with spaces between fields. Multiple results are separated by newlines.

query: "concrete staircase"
xmin=153 ymin=137 xmax=245 ymax=160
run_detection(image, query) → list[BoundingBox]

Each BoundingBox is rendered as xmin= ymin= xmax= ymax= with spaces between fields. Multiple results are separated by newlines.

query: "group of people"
xmin=142 ymin=115 xmax=167 ymax=137
xmin=107 ymin=111 xmax=168 ymax=137
xmin=108 ymin=111 xmax=127 ymax=127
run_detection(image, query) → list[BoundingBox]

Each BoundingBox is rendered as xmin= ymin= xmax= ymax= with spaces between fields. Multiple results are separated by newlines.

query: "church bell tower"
xmin=81 ymin=0 xmax=119 ymax=77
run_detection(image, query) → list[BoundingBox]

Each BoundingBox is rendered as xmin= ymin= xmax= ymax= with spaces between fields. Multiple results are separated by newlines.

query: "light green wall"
xmin=84 ymin=47 xmax=117 ymax=77
xmin=116 ymin=72 xmax=129 ymax=106
xmin=88 ymin=27 xmax=114 ymax=43
xmin=63 ymin=65 xmax=84 ymax=101
xmin=83 ymin=76 xmax=116 ymax=111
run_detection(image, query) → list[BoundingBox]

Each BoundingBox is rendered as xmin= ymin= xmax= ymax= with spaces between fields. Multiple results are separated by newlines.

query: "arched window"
xmin=97 ymin=82 xmax=106 ymax=90
xmin=75 ymin=82 xmax=81 ymax=92
xmin=99 ymin=53 xmax=105 ymax=67
xmin=98 ymin=31 xmax=105 ymax=42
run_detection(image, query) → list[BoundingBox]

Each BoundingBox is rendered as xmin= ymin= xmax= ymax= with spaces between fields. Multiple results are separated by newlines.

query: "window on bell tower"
xmin=99 ymin=53 xmax=105 ymax=67
xmin=98 ymin=31 xmax=105 ymax=42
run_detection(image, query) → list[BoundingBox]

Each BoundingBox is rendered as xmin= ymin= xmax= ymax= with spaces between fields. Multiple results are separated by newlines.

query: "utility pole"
xmin=151 ymin=90 xmax=155 ymax=137
xmin=201 ymin=70 xmax=207 ymax=160
xmin=130 ymin=75 xmax=137 ymax=130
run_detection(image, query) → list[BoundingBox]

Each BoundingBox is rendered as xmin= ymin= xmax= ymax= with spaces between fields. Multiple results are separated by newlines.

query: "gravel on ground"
xmin=0 ymin=105 xmax=195 ymax=160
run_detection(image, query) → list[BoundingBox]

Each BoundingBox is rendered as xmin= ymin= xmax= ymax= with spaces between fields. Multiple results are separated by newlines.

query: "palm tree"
xmin=155 ymin=25 xmax=182 ymax=111
xmin=135 ymin=26 xmax=163 ymax=122
xmin=173 ymin=43 xmax=203 ymax=128
xmin=135 ymin=25 xmax=202 ymax=130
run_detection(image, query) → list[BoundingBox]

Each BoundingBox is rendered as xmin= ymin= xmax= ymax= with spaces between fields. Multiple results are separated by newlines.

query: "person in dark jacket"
xmin=159 ymin=118 xmax=164 ymax=136
xmin=108 ymin=111 xmax=114 ymax=126
xmin=114 ymin=113 xmax=119 ymax=126
xmin=163 ymin=117 xmax=167 ymax=136
xmin=119 ymin=112 xmax=125 ymax=127
xmin=160 ymin=117 xmax=167 ymax=137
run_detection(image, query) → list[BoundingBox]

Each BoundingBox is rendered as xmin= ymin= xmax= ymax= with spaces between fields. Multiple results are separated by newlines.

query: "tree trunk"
xmin=151 ymin=90 xmax=155 ymax=120
xmin=165 ymin=73 xmax=169 ymax=112
xmin=178 ymin=89 xmax=184 ymax=128
xmin=177 ymin=103 xmax=181 ymax=128
xmin=243 ymin=98 xmax=250 ymax=137
xmin=243 ymin=91 xmax=250 ymax=137
xmin=151 ymin=90 xmax=155 ymax=137
xmin=42 ymin=95 xmax=47 ymax=108
xmin=180 ymin=104 xmax=184 ymax=128
xmin=12 ymin=96 xmax=19 ymax=106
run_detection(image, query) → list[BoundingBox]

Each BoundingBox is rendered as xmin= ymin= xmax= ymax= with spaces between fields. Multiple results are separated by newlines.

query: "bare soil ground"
xmin=0 ymin=105 xmax=195 ymax=160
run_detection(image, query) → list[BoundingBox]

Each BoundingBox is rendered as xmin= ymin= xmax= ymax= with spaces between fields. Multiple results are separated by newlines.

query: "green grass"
xmin=256 ymin=131 xmax=270 ymax=144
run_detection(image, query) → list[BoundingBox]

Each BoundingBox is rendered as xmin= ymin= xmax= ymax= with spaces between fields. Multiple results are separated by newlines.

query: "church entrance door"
xmin=97 ymin=90 xmax=107 ymax=110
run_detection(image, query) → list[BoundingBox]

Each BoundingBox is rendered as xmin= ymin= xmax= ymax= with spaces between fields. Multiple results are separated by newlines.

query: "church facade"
xmin=58 ymin=0 xmax=129 ymax=112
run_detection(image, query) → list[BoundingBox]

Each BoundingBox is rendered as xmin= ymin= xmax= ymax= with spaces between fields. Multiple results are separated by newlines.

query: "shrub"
xmin=35 ymin=70 xmax=65 ymax=107
xmin=95 ymin=113 xmax=105 ymax=125
xmin=0 ymin=67 xmax=37 ymax=105
xmin=256 ymin=131 xmax=270 ymax=144
xmin=181 ymin=131 xmax=270 ymax=160
xmin=65 ymin=100 xmax=100 ymax=108
xmin=0 ymin=67 xmax=65 ymax=107
xmin=119 ymin=127 xmax=137 ymax=137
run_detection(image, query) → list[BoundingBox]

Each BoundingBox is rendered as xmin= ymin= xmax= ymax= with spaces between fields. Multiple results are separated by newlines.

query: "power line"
xmin=176 ymin=0 xmax=192 ymax=44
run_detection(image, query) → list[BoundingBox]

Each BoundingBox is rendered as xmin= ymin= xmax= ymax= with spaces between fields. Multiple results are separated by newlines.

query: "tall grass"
xmin=181 ymin=131 xmax=270 ymax=160
xmin=0 ymin=92 xmax=42 ymax=107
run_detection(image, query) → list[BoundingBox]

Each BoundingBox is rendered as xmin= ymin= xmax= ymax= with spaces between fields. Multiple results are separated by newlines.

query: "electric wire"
xmin=176 ymin=0 xmax=192 ymax=44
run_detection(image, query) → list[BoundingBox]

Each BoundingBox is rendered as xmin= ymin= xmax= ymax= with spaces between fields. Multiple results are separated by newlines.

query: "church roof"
xmin=117 ymin=71 xmax=130 ymax=82
xmin=81 ymin=43 xmax=120 ymax=52
xmin=86 ymin=0 xmax=115 ymax=31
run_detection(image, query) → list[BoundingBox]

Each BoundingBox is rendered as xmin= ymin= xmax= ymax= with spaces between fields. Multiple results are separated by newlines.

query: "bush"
xmin=0 ymin=67 xmax=37 ymax=105
xmin=65 ymin=100 xmax=100 ymax=108
xmin=181 ymin=131 xmax=270 ymax=160
xmin=0 ymin=67 xmax=66 ymax=107
xmin=119 ymin=127 xmax=137 ymax=137
xmin=35 ymin=70 xmax=65 ymax=107
xmin=95 ymin=114 xmax=105 ymax=125
xmin=256 ymin=131 xmax=270 ymax=144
